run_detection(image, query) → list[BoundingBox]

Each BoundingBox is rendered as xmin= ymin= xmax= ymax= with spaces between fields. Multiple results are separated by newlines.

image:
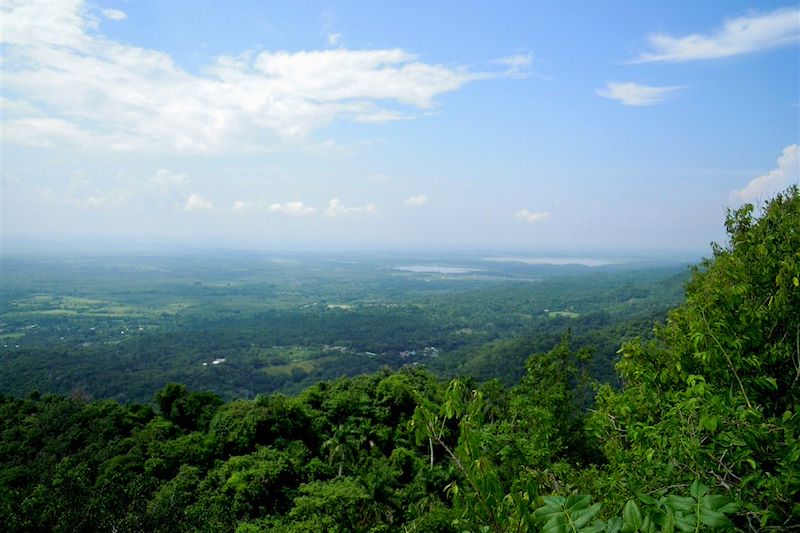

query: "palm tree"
xmin=321 ymin=423 xmax=362 ymax=477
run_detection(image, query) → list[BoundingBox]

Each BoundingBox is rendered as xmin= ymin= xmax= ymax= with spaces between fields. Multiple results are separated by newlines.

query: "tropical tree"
xmin=590 ymin=186 xmax=800 ymax=528
xmin=322 ymin=422 xmax=364 ymax=477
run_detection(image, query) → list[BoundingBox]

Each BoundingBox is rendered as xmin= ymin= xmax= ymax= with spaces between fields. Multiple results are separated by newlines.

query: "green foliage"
xmin=0 ymin=368 xmax=461 ymax=532
xmin=533 ymin=495 xmax=604 ymax=533
xmin=155 ymin=384 xmax=223 ymax=432
xmin=605 ymin=481 xmax=738 ymax=533
xmin=590 ymin=187 xmax=800 ymax=527
xmin=287 ymin=478 xmax=370 ymax=531
xmin=411 ymin=371 xmax=739 ymax=533
xmin=1 ymin=188 xmax=798 ymax=531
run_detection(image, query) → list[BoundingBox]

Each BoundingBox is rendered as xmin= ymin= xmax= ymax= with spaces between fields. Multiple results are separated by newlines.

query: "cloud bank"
xmin=0 ymin=0 xmax=520 ymax=155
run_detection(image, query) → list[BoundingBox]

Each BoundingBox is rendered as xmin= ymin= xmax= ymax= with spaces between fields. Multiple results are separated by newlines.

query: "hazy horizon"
xmin=2 ymin=1 xmax=798 ymax=251
xmin=1 ymin=235 xmax=707 ymax=262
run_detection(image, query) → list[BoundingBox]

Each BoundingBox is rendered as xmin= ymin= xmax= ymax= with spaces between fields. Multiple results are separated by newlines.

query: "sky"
xmin=1 ymin=0 xmax=798 ymax=253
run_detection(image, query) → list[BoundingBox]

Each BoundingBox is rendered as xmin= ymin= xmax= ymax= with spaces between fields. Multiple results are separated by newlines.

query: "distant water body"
xmin=484 ymin=256 xmax=616 ymax=267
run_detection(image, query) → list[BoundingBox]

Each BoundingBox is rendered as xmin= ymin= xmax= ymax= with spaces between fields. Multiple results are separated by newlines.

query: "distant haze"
xmin=485 ymin=257 xmax=616 ymax=267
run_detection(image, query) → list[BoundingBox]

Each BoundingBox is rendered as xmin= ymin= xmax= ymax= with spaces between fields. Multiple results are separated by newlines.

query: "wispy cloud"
xmin=596 ymin=82 xmax=683 ymax=106
xmin=0 ymin=0 xmax=522 ymax=155
xmin=496 ymin=53 xmax=533 ymax=77
xmin=102 ymin=8 xmax=127 ymax=21
xmin=730 ymin=144 xmax=799 ymax=203
xmin=327 ymin=32 xmax=341 ymax=46
xmin=403 ymin=194 xmax=428 ymax=207
xmin=325 ymin=198 xmax=377 ymax=217
xmin=515 ymin=208 xmax=550 ymax=223
xmin=633 ymin=8 xmax=800 ymax=63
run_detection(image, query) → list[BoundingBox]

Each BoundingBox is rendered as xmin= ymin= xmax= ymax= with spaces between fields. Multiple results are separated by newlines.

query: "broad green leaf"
xmin=689 ymin=479 xmax=707 ymax=500
xmin=535 ymin=507 xmax=563 ymax=520
xmin=665 ymin=495 xmax=694 ymax=513
xmin=543 ymin=513 xmax=568 ymax=533
xmin=580 ymin=521 xmax=607 ymax=533
xmin=566 ymin=494 xmax=592 ymax=512
xmin=717 ymin=501 xmax=739 ymax=514
xmin=605 ymin=517 xmax=623 ymax=533
xmin=699 ymin=508 xmax=732 ymax=528
xmin=700 ymin=494 xmax=729 ymax=511
xmin=674 ymin=514 xmax=696 ymax=533
xmin=636 ymin=493 xmax=656 ymax=506
xmin=573 ymin=503 xmax=602 ymax=529
xmin=543 ymin=495 xmax=566 ymax=508
xmin=623 ymin=499 xmax=643 ymax=530
xmin=661 ymin=513 xmax=676 ymax=533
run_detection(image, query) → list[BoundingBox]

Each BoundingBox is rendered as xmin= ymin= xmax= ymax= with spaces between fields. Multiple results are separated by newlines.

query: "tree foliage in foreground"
xmin=589 ymin=187 xmax=799 ymax=528
xmin=411 ymin=187 xmax=799 ymax=532
xmin=0 ymin=188 xmax=797 ymax=531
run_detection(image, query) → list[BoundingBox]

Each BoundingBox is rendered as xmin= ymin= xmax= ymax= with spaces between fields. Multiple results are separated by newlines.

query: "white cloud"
xmin=325 ymin=198 xmax=377 ymax=217
xmin=232 ymin=200 xmax=264 ymax=213
xmin=2 ymin=117 xmax=96 ymax=147
xmin=596 ymin=82 xmax=683 ymax=106
xmin=730 ymin=144 xmax=799 ymax=203
xmin=0 ymin=0 xmax=517 ymax=154
xmin=102 ymin=8 xmax=126 ymax=21
xmin=497 ymin=53 xmax=533 ymax=77
xmin=327 ymin=32 xmax=341 ymax=46
xmin=634 ymin=8 xmax=800 ymax=63
xmin=184 ymin=193 xmax=213 ymax=211
xmin=498 ymin=54 xmax=532 ymax=69
xmin=515 ymin=208 xmax=550 ymax=223
xmin=233 ymin=199 xmax=316 ymax=215
xmin=149 ymin=169 xmax=189 ymax=188
xmin=403 ymin=194 xmax=428 ymax=207
xmin=268 ymin=201 xmax=316 ymax=216
xmin=0 ymin=96 xmax=44 ymax=117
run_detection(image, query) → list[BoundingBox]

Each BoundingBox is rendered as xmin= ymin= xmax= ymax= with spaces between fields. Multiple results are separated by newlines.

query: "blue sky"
xmin=1 ymin=0 xmax=798 ymax=252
